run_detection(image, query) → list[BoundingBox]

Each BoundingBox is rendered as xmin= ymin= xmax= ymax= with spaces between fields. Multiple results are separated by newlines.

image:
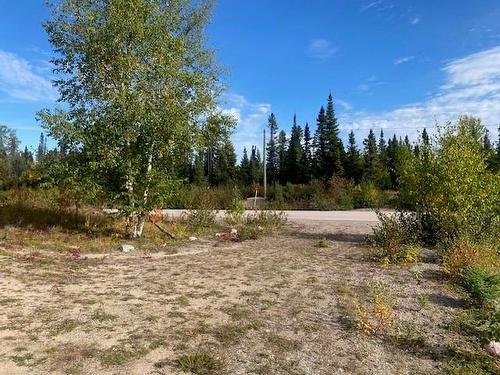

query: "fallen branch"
xmin=152 ymin=221 xmax=177 ymax=240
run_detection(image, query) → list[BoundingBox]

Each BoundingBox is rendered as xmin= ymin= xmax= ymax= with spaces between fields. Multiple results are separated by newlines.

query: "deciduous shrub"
xmin=367 ymin=211 xmax=421 ymax=264
xmin=458 ymin=266 xmax=500 ymax=307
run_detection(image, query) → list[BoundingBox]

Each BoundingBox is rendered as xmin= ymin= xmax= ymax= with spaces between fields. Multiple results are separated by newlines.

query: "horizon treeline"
xmin=1 ymin=94 xmax=500 ymax=191
xmin=185 ymin=94 xmax=500 ymax=189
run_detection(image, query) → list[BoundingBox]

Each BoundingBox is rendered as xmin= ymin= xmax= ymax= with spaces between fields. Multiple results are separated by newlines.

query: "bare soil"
xmin=0 ymin=219 xmax=493 ymax=374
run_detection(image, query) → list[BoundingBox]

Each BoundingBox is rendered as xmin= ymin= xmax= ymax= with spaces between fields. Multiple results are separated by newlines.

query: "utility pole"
xmin=263 ymin=128 xmax=267 ymax=199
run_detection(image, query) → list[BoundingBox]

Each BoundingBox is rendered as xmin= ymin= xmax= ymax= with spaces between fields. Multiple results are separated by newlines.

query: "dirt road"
xmin=163 ymin=209 xmax=383 ymax=223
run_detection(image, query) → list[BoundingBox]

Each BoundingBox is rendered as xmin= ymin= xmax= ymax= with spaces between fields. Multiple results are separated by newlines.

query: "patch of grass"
xmin=176 ymin=351 xmax=222 ymax=374
xmin=266 ymin=333 xmax=301 ymax=353
xmin=417 ymin=293 xmax=430 ymax=308
xmin=0 ymin=297 xmax=18 ymax=305
xmin=458 ymin=266 xmax=500 ymax=307
xmin=213 ymin=323 xmax=247 ymax=345
xmin=175 ymin=295 xmax=190 ymax=307
xmin=446 ymin=350 xmax=499 ymax=375
xmin=314 ymin=237 xmax=329 ymax=248
xmin=90 ymin=309 xmax=117 ymax=322
xmin=51 ymin=319 xmax=81 ymax=336
xmin=98 ymin=345 xmax=145 ymax=366
xmin=10 ymin=352 xmax=34 ymax=366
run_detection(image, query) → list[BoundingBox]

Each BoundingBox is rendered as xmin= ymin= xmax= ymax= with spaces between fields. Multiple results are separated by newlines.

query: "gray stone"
xmin=120 ymin=244 xmax=135 ymax=253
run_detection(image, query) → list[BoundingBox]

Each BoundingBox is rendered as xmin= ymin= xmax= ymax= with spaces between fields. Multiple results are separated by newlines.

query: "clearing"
xmin=0 ymin=212 xmax=491 ymax=374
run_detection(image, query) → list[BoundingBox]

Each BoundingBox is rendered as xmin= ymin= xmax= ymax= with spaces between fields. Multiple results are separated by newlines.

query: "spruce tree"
xmin=240 ymin=147 xmax=251 ymax=185
xmin=250 ymin=146 xmax=262 ymax=184
xmin=266 ymin=113 xmax=279 ymax=183
xmin=277 ymin=130 xmax=288 ymax=184
xmin=387 ymin=134 xmax=400 ymax=188
xmin=313 ymin=106 xmax=327 ymax=179
xmin=404 ymin=135 xmax=411 ymax=151
xmin=213 ymin=140 xmax=237 ymax=185
xmin=285 ymin=115 xmax=304 ymax=183
xmin=362 ymin=129 xmax=381 ymax=184
xmin=422 ymin=128 xmax=430 ymax=146
xmin=344 ymin=130 xmax=362 ymax=182
xmin=303 ymin=122 xmax=312 ymax=182
xmin=325 ymin=93 xmax=343 ymax=177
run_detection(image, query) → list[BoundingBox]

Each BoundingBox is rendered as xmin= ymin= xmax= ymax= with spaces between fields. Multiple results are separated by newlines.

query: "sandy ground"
xmin=0 ymin=218 xmax=488 ymax=374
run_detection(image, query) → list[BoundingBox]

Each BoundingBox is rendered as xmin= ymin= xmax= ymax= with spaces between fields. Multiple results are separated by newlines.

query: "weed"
xmin=175 ymin=352 xmax=222 ymax=374
xmin=90 ymin=309 xmax=116 ymax=322
xmin=51 ymin=319 xmax=81 ymax=336
xmin=417 ymin=293 xmax=430 ymax=308
xmin=10 ymin=352 xmax=34 ymax=366
xmin=314 ymin=237 xmax=329 ymax=248
xmin=182 ymin=209 xmax=216 ymax=229
xmin=99 ymin=345 xmax=145 ymax=366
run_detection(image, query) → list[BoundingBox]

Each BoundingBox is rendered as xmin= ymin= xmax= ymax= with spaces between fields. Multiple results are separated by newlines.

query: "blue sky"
xmin=1 ymin=0 xmax=500 ymax=156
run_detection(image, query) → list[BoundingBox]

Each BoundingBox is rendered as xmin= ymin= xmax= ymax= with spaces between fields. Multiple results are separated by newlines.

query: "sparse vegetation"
xmin=176 ymin=352 xmax=222 ymax=374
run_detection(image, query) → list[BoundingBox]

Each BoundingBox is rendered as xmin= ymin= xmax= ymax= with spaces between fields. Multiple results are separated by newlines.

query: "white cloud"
xmin=357 ymin=75 xmax=386 ymax=94
xmin=0 ymin=50 xmax=56 ymax=102
xmin=410 ymin=16 xmax=420 ymax=25
xmin=341 ymin=46 xmax=500 ymax=141
xmin=394 ymin=55 xmax=415 ymax=65
xmin=308 ymin=39 xmax=338 ymax=61
xmin=360 ymin=0 xmax=384 ymax=12
xmin=223 ymin=93 xmax=271 ymax=158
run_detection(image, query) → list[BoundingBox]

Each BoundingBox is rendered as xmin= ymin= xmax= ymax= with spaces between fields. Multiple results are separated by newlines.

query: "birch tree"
xmin=39 ymin=0 xmax=231 ymax=237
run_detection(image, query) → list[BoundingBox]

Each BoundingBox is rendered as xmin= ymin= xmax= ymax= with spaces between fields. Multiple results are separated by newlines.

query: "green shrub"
xmin=367 ymin=211 xmax=421 ymax=264
xmin=398 ymin=116 xmax=500 ymax=243
xmin=182 ymin=209 xmax=216 ymax=229
xmin=224 ymin=186 xmax=245 ymax=224
xmin=486 ymin=307 xmax=500 ymax=342
xmin=459 ymin=266 xmax=500 ymax=307
xmin=236 ymin=225 xmax=262 ymax=241
xmin=245 ymin=210 xmax=287 ymax=231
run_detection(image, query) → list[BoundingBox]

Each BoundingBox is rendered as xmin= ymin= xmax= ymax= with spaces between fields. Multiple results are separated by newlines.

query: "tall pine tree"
xmin=325 ymin=93 xmax=343 ymax=177
xmin=313 ymin=106 xmax=328 ymax=179
xmin=266 ymin=113 xmax=279 ymax=183
xmin=285 ymin=115 xmax=304 ymax=183
xmin=303 ymin=122 xmax=312 ymax=182
xmin=344 ymin=130 xmax=362 ymax=182
xmin=277 ymin=130 xmax=288 ymax=184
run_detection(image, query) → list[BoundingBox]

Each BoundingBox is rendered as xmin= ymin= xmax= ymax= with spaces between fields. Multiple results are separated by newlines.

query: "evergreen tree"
xmin=386 ymin=134 xmax=400 ymax=188
xmin=192 ymin=150 xmax=206 ymax=185
xmin=325 ymin=93 xmax=344 ymax=177
xmin=212 ymin=140 xmax=237 ymax=185
xmin=313 ymin=106 xmax=328 ymax=179
xmin=422 ymin=128 xmax=430 ymax=146
xmin=266 ymin=113 xmax=279 ymax=183
xmin=37 ymin=132 xmax=47 ymax=162
xmin=344 ymin=130 xmax=362 ymax=182
xmin=362 ymin=129 xmax=381 ymax=184
xmin=303 ymin=122 xmax=312 ymax=182
xmin=285 ymin=115 xmax=304 ymax=183
xmin=404 ymin=135 xmax=411 ymax=151
xmin=240 ymin=147 xmax=251 ymax=185
xmin=250 ymin=146 xmax=262 ymax=184
xmin=277 ymin=130 xmax=288 ymax=184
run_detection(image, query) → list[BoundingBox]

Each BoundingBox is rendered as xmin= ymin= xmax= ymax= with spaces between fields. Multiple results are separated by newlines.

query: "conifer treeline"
xmin=189 ymin=94 xmax=500 ymax=188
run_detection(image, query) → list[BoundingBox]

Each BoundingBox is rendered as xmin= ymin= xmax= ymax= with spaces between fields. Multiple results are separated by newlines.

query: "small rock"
xmin=215 ymin=233 xmax=222 ymax=237
xmin=189 ymin=236 xmax=198 ymax=241
xmin=230 ymin=228 xmax=238 ymax=235
xmin=485 ymin=341 xmax=500 ymax=357
xmin=120 ymin=244 xmax=135 ymax=253
xmin=257 ymin=226 xmax=264 ymax=230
